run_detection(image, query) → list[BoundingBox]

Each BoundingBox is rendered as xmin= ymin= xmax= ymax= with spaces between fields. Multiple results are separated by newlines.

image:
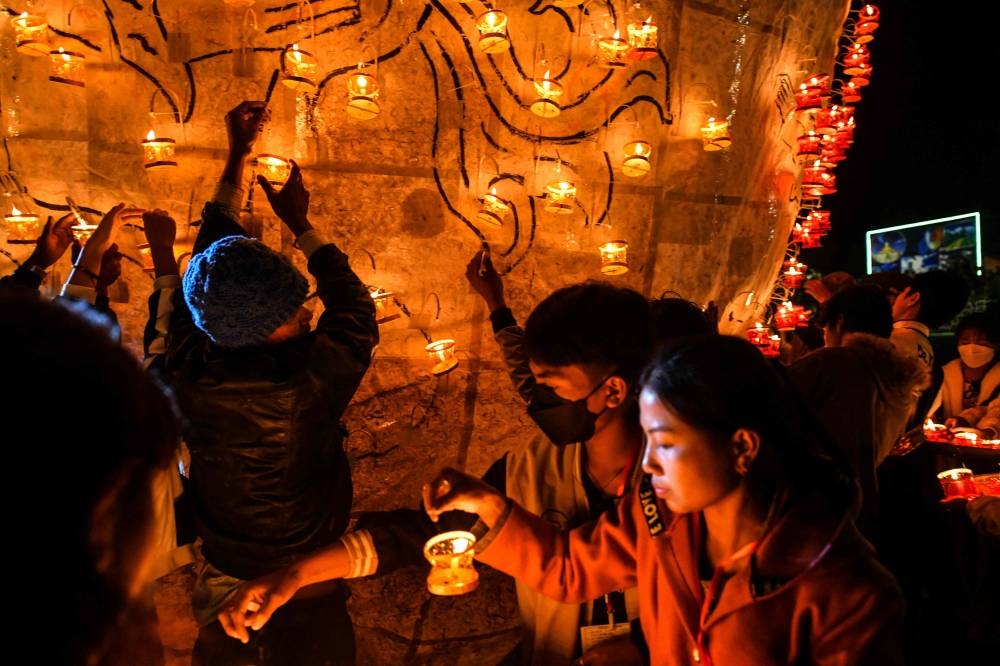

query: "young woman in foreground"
xmin=425 ymin=335 xmax=905 ymax=666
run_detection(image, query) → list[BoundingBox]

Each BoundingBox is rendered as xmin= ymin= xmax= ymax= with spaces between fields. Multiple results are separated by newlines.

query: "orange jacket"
xmin=475 ymin=475 xmax=905 ymax=666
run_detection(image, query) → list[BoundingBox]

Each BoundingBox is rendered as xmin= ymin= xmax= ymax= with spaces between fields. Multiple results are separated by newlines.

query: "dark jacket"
xmin=161 ymin=202 xmax=378 ymax=580
xmin=788 ymin=332 xmax=929 ymax=537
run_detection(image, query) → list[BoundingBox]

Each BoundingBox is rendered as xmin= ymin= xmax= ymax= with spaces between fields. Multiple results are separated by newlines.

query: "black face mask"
xmin=526 ymin=373 xmax=614 ymax=446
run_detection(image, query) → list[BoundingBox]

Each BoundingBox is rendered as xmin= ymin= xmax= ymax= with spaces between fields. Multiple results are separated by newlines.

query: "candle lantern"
xmin=745 ymin=322 xmax=768 ymax=347
xmin=773 ymin=302 xmax=800 ymax=331
xmin=423 ymin=530 xmax=479 ymax=596
xmin=141 ymin=129 xmax=177 ymax=170
xmin=803 ymin=209 xmax=832 ymax=233
xmin=792 ymin=223 xmax=824 ymax=249
xmin=477 ymin=188 xmax=511 ymax=228
xmin=425 ymin=338 xmax=459 ymax=375
xmin=936 ymin=468 xmax=979 ymax=500
xmin=842 ymin=42 xmax=871 ymax=75
xmin=530 ymin=71 xmax=564 ymax=118
xmin=782 ymin=260 xmax=807 ymax=289
xmin=849 ymin=62 xmax=873 ymax=87
xmin=281 ymin=43 xmax=318 ymax=93
xmin=11 ymin=13 xmax=50 ymax=57
xmin=794 ymin=74 xmax=830 ymax=112
xmin=368 ymin=286 xmax=398 ymax=324
xmin=346 ymin=64 xmax=382 ymax=120
xmin=2 ymin=182 xmax=41 ymax=245
xmin=49 ymin=47 xmax=86 ymax=87
xmin=597 ymin=30 xmax=630 ymax=68
xmin=544 ymin=176 xmax=577 ymax=214
xmin=834 ymin=116 xmax=856 ymax=149
xmin=801 ymin=161 xmax=837 ymax=196
xmin=761 ymin=334 xmax=782 ymax=358
xmin=598 ymin=240 xmax=629 ymax=275
xmin=853 ymin=4 xmax=880 ymax=44
xmin=476 ymin=10 xmax=511 ymax=54
xmin=814 ymin=104 xmax=853 ymax=135
xmin=65 ymin=196 xmax=100 ymax=244
xmin=700 ymin=117 xmax=732 ymax=151
xmin=253 ymin=154 xmax=292 ymax=187
xmin=839 ymin=80 xmax=863 ymax=104
xmin=819 ymin=136 xmax=846 ymax=168
xmin=796 ymin=131 xmax=822 ymax=161
xmin=621 ymin=141 xmax=652 ymax=177
xmin=626 ymin=17 xmax=658 ymax=60
xmin=923 ymin=420 xmax=951 ymax=443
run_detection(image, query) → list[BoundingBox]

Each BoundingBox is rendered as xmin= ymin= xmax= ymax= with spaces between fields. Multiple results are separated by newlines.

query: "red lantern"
xmin=783 ymin=260 xmax=807 ymax=289
xmin=839 ymin=80 xmax=863 ymax=104
xmin=850 ymin=62 xmax=873 ymax=87
xmin=774 ymin=302 xmax=800 ymax=331
xmin=745 ymin=323 xmax=768 ymax=346
xmin=854 ymin=4 xmax=880 ymax=44
xmin=796 ymin=131 xmax=823 ymax=161
xmin=842 ymin=42 xmax=871 ymax=75
xmin=794 ymin=74 xmax=830 ymax=111
xmin=802 ymin=161 xmax=837 ymax=196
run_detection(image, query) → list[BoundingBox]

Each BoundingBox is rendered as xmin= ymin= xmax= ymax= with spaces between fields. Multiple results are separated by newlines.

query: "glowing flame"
xmin=10 ymin=205 xmax=21 ymax=215
xmin=145 ymin=129 xmax=156 ymax=141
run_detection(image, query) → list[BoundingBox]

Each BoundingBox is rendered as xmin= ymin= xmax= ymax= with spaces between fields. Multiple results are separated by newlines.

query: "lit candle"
xmin=936 ymin=468 xmax=979 ymax=500
xmin=425 ymin=339 xmax=458 ymax=375
xmin=796 ymin=131 xmax=823 ymax=161
xmin=281 ymin=43 xmax=318 ymax=93
xmin=476 ymin=10 xmax=510 ymax=54
xmin=368 ymin=286 xmax=397 ymax=324
xmin=141 ymin=129 xmax=177 ymax=169
xmin=794 ymin=74 xmax=830 ymax=111
xmin=253 ymin=153 xmax=292 ymax=187
xmin=842 ymin=42 xmax=871 ymax=75
xmin=423 ymin=530 xmax=479 ymax=596
xmin=346 ymin=68 xmax=381 ymax=120
xmin=543 ymin=177 xmax=577 ymax=214
xmin=782 ymin=261 xmax=807 ymax=289
xmin=801 ymin=160 xmax=837 ymax=196
xmin=745 ymin=322 xmax=767 ymax=347
xmin=774 ymin=302 xmax=800 ymax=331
xmin=853 ymin=4 xmax=880 ymax=44
xmin=49 ymin=47 xmax=86 ymax=87
xmin=598 ymin=240 xmax=629 ymax=275
xmin=621 ymin=141 xmax=652 ymax=177
xmin=530 ymin=71 xmax=564 ymax=118
xmin=626 ymin=17 xmax=658 ymax=60
xmin=477 ymin=188 xmax=511 ymax=228
xmin=3 ymin=205 xmax=41 ymax=244
xmin=597 ymin=30 xmax=630 ymax=69
xmin=11 ymin=12 xmax=50 ymax=57
xmin=700 ymin=117 xmax=732 ymax=151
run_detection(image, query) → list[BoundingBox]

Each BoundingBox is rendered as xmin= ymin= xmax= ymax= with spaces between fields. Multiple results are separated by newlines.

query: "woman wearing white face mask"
xmin=931 ymin=311 xmax=1000 ymax=438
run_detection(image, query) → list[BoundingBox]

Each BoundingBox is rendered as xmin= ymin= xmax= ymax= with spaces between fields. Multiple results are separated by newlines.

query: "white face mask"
xmin=958 ymin=343 xmax=995 ymax=369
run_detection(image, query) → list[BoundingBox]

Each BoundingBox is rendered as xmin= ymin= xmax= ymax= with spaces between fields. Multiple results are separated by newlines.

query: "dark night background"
xmin=807 ymin=0 xmax=997 ymax=280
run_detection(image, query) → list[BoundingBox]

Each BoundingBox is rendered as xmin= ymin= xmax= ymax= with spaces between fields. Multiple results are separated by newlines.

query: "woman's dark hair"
xmin=815 ymin=284 xmax=893 ymax=338
xmin=648 ymin=296 xmax=716 ymax=342
xmin=1 ymin=292 xmax=180 ymax=665
xmin=639 ymin=334 xmax=852 ymax=514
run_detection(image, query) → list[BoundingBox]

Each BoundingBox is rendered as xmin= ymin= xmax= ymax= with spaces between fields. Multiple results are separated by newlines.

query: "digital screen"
xmin=865 ymin=212 xmax=982 ymax=276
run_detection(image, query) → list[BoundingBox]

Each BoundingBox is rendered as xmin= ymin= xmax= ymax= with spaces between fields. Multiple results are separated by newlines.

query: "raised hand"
xmin=96 ymin=243 xmax=122 ymax=297
xmin=142 ymin=208 xmax=176 ymax=250
xmin=27 ymin=213 xmax=75 ymax=269
xmin=225 ymin=100 xmax=270 ymax=157
xmin=218 ymin=569 xmax=302 ymax=644
xmin=465 ymin=247 xmax=505 ymax=313
xmin=422 ymin=466 xmax=508 ymax=526
xmin=257 ymin=159 xmax=311 ymax=236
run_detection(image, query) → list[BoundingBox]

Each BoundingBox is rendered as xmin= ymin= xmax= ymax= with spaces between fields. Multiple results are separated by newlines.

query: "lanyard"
xmin=695 ymin=539 xmax=759 ymax=666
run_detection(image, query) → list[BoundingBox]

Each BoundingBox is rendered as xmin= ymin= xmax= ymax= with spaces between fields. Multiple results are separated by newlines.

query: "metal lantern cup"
xmin=49 ymin=48 xmax=86 ymax=87
xmin=254 ymin=154 xmax=292 ymax=187
xmin=599 ymin=240 xmax=629 ymax=275
xmin=346 ymin=71 xmax=382 ymax=120
xmin=368 ymin=286 xmax=397 ymax=324
xmin=626 ymin=18 xmax=658 ymax=60
xmin=544 ymin=178 xmax=576 ymax=214
xmin=937 ymin=468 xmax=979 ymax=500
xmin=3 ymin=205 xmax=41 ymax=244
xmin=425 ymin=339 xmax=459 ymax=375
xmin=621 ymin=141 xmax=652 ymax=177
xmin=530 ymin=73 xmax=563 ymax=118
xmin=700 ymin=117 xmax=732 ymax=151
xmin=476 ymin=10 xmax=511 ymax=54
xmin=141 ymin=129 xmax=177 ymax=169
xmin=423 ymin=531 xmax=479 ymax=596
xmin=477 ymin=189 xmax=511 ymax=228
xmin=11 ymin=13 xmax=50 ymax=57
xmin=597 ymin=31 xmax=630 ymax=69
xmin=853 ymin=4 xmax=880 ymax=44
xmin=281 ymin=44 xmax=318 ymax=94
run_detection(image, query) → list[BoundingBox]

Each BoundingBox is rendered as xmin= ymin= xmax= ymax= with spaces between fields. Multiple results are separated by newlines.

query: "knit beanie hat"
xmin=182 ymin=235 xmax=309 ymax=348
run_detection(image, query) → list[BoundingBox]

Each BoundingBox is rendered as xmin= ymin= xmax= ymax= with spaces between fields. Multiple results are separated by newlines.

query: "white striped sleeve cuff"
xmin=340 ymin=529 xmax=378 ymax=579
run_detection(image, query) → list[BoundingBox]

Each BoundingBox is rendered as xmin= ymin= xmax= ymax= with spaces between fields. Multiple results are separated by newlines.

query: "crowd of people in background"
xmin=2 ymin=100 xmax=996 ymax=666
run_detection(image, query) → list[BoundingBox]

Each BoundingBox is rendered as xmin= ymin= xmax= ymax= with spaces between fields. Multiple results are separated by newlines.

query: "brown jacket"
xmin=475 ymin=475 xmax=905 ymax=666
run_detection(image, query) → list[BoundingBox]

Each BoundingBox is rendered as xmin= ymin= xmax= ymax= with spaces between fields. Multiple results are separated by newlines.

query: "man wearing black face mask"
xmin=216 ymin=249 xmax=656 ymax=666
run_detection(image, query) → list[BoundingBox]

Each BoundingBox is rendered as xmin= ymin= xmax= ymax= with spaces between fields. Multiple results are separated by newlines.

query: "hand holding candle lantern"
xmin=423 ymin=530 xmax=479 ymax=596
xmin=253 ymin=154 xmax=292 ymax=187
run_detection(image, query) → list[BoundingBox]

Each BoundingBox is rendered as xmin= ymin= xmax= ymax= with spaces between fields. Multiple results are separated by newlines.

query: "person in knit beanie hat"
xmin=182 ymin=235 xmax=309 ymax=348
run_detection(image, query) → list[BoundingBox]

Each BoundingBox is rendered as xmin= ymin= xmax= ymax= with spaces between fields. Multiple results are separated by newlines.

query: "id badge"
xmin=579 ymin=622 xmax=631 ymax=653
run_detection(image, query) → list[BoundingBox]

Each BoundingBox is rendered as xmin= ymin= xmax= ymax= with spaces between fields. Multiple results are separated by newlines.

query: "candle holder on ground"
xmin=424 ymin=530 xmax=479 ymax=596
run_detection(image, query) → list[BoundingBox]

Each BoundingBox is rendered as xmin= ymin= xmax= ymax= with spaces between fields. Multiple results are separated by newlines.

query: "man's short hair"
xmin=816 ymin=284 xmax=894 ymax=338
xmin=523 ymin=281 xmax=652 ymax=385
